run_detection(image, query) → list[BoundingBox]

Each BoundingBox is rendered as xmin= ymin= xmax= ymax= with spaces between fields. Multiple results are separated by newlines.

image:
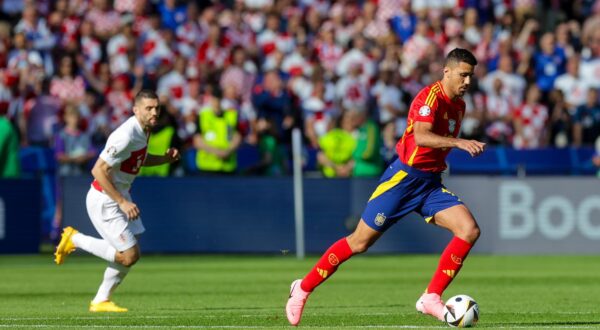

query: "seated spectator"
xmin=193 ymin=93 xmax=242 ymax=174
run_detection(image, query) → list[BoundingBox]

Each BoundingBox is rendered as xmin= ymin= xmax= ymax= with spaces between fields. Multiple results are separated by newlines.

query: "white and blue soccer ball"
xmin=443 ymin=294 xmax=479 ymax=328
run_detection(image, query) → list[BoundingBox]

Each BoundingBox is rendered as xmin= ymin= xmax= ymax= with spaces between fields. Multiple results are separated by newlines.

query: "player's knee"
xmin=116 ymin=249 xmax=140 ymax=267
xmin=461 ymin=223 xmax=480 ymax=244
xmin=120 ymin=254 xmax=139 ymax=267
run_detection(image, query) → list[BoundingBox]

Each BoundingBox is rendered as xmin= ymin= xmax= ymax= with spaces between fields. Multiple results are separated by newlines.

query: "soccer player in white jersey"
xmin=54 ymin=90 xmax=180 ymax=312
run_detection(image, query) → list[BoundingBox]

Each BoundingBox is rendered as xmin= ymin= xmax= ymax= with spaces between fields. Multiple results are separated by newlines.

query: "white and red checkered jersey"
xmin=114 ymin=0 xmax=137 ymax=13
xmin=50 ymin=76 xmax=85 ymax=102
xmin=315 ymin=40 xmax=343 ymax=73
xmin=85 ymin=8 xmax=121 ymax=35
xmin=99 ymin=116 xmax=149 ymax=193
xmin=512 ymin=103 xmax=548 ymax=149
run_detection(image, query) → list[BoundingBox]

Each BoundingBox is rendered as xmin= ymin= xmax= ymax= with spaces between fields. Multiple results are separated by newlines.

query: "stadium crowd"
xmin=1 ymin=0 xmax=600 ymax=179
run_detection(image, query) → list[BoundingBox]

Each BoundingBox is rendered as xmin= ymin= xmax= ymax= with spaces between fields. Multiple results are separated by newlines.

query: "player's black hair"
xmin=134 ymin=89 xmax=159 ymax=105
xmin=445 ymin=48 xmax=478 ymax=67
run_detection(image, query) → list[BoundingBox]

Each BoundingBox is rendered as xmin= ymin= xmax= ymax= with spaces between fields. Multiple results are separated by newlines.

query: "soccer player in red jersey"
xmin=286 ymin=48 xmax=486 ymax=325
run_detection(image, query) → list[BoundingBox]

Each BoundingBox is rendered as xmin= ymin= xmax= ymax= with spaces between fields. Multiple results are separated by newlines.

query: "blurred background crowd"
xmin=1 ymin=0 xmax=600 ymax=180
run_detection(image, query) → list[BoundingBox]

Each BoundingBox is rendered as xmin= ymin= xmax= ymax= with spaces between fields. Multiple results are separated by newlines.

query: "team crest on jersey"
xmin=448 ymin=119 xmax=456 ymax=133
xmin=418 ymin=105 xmax=431 ymax=116
xmin=374 ymin=213 xmax=387 ymax=226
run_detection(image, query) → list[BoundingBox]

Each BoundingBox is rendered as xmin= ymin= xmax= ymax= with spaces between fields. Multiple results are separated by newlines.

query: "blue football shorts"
xmin=361 ymin=158 xmax=463 ymax=232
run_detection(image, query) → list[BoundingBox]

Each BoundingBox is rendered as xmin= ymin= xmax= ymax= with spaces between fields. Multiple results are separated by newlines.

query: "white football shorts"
xmin=86 ymin=186 xmax=146 ymax=252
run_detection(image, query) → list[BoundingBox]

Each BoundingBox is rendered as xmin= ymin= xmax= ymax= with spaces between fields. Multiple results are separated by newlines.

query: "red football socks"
xmin=300 ymin=238 xmax=354 ymax=292
xmin=427 ymin=236 xmax=473 ymax=295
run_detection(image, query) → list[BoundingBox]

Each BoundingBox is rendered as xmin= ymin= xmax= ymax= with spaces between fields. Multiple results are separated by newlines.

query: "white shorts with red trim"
xmin=86 ymin=186 xmax=145 ymax=252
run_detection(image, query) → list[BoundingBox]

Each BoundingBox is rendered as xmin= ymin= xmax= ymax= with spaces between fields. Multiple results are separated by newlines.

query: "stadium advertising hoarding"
xmin=0 ymin=179 xmax=41 ymax=253
xmin=62 ymin=176 xmax=600 ymax=254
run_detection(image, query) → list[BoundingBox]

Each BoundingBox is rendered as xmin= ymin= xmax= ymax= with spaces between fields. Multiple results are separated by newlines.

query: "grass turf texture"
xmin=0 ymin=254 xmax=599 ymax=329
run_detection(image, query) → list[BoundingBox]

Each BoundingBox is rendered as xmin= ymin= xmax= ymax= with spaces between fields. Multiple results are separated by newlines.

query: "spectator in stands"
xmin=548 ymin=89 xmax=572 ymax=147
xmin=553 ymin=54 xmax=588 ymax=113
xmin=84 ymin=0 xmax=120 ymax=41
xmin=53 ymin=105 xmax=96 ymax=239
xmin=317 ymin=110 xmax=356 ymax=178
xmin=50 ymin=55 xmax=85 ymax=106
xmin=14 ymin=3 xmax=54 ymax=53
xmin=55 ymin=105 xmax=95 ymax=177
xmin=481 ymin=54 xmax=526 ymax=109
xmin=21 ymin=79 xmax=61 ymax=147
xmin=0 ymin=111 xmax=20 ymax=178
xmin=484 ymin=77 xmax=513 ymax=145
xmin=252 ymin=70 xmax=294 ymax=144
xmin=579 ymin=27 xmax=600 ymax=90
xmin=533 ymin=32 xmax=567 ymax=102
xmin=573 ymin=88 xmax=600 ymax=146
xmin=371 ymin=68 xmax=406 ymax=160
xmin=512 ymin=84 xmax=549 ymax=149
xmin=351 ymin=109 xmax=383 ymax=178
xmin=193 ymin=92 xmax=242 ymax=174
xmin=157 ymin=0 xmax=186 ymax=32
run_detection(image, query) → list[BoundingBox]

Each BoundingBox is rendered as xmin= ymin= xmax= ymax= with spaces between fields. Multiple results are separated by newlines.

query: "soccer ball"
xmin=443 ymin=294 xmax=479 ymax=328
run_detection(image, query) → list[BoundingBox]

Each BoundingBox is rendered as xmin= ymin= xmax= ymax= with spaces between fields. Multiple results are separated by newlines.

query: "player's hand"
xmin=119 ymin=200 xmax=140 ymax=220
xmin=456 ymin=139 xmax=486 ymax=157
xmin=166 ymin=148 xmax=181 ymax=163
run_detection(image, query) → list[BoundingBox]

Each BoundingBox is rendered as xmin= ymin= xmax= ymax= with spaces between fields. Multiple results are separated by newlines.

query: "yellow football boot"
xmin=54 ymin=226 xmax=78 ymax=265
xmin=89 ymin=301 xmax=128 ymax=312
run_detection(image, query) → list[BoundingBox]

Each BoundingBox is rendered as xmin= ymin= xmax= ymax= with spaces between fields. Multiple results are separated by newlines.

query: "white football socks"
xmin=71 ymin=232 xmax=116 ymax=262
xmin=92 ymin=262 xmax=130 ymax=304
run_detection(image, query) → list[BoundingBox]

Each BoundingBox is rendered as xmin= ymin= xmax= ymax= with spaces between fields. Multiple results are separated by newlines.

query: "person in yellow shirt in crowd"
xmin=193 ymin=92 xmax=242 ymax=174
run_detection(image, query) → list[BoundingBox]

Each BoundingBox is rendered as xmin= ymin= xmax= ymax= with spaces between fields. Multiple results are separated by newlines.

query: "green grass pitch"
xmin=1 ymin=254 xmax=599 ymax=329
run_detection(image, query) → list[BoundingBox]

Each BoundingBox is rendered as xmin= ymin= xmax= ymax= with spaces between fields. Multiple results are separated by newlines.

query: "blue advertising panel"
xmin=63 ymin=176 xmax=451 ymax=254
xmin=0 ymin=179 xmax=41 ymax=253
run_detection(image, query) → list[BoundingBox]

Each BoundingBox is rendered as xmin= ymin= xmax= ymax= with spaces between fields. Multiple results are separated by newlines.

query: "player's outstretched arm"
xmin=91 ymin=158 xmax=140 ymax=220
xmin=144 ymin=148 xmax=181 ymax=166
xmin=413 ymin=122 xmax=485 ymax=157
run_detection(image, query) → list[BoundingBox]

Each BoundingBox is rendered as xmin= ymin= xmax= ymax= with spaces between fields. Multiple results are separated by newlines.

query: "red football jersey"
xmin=396 ymin=81 xmax=465 ymax=172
